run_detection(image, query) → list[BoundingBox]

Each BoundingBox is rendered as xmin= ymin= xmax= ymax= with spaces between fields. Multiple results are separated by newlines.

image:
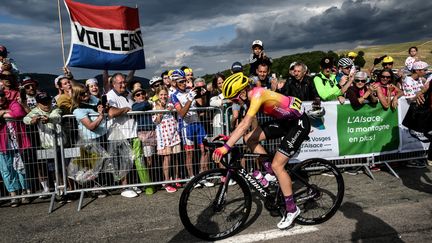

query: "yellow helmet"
xmin=222 ymin=72 xmax=250 ymax=99
xmin=183 ymin=67 xmax=193 ymax=75
xmin=348 ymin=51 xmax=358 ymax=58
xmin=382 ymin=56 xmax=394 ymax=63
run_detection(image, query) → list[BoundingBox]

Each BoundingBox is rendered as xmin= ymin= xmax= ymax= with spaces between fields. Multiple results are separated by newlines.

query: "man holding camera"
xmin=171 ymin=69 xmax=213 ymax=187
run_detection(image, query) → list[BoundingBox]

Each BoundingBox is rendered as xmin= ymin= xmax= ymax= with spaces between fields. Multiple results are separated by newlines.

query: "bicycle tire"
xmin=179 ymin=168 xmax=252 ymax=241
xmin=291 ymin=158 xmax=344 ymax=225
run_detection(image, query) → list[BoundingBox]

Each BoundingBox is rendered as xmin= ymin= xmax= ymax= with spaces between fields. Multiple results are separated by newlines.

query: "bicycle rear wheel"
xmin=179 ymin=169 xmax=252 ymax=241
xmin=291 ymin=158 xmax=344 ymax=225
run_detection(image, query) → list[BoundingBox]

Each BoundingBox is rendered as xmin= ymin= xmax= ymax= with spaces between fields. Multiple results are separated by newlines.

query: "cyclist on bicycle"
xmin=212 ymin=71 xmax=311 ymax=230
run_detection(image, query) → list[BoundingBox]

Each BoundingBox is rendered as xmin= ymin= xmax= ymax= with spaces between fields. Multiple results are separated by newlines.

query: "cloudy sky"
xmin=1 ymin=0 xmax=431 ymax=80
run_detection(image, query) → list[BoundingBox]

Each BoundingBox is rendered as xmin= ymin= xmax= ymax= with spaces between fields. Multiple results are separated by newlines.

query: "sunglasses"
xmin=25 ymin=85 xmax=35 ymax=90
xmin=230 ymin=92 xmax=243 ymax=103
xmin=177 ymin=80 xmax=186 ymax=84
xmin=354 ymin=79 xmax=367 ymax=83
xmin=342 ymin=66 xmax=352 ymax=69
xmin=381 ymin=75 xmax=391 ymax=79
xmin=152 ymin=83 xmax=161 ymax=88
xmin=134 ymin=92 xmax=144 ymax=97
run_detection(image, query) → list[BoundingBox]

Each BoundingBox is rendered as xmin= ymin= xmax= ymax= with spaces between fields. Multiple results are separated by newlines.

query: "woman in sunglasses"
xmin=346 ymin=71 xmax=378 ymax=110
xmin=373 ymin=69 xmax=403 ymax=110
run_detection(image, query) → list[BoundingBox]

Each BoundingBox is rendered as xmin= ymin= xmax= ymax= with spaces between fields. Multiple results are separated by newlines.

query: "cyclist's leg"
xmin=271 ymin=152 xmax=292 ymax=195
xmin=243 ymin=125 xmax=267 ymax=154
xmin=271 ymin=115 xmax=311 ymax=229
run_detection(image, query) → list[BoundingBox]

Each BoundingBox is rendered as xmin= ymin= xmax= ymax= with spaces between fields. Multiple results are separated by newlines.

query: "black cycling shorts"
xmin=261 ymin=113 xmax=311 ymax=158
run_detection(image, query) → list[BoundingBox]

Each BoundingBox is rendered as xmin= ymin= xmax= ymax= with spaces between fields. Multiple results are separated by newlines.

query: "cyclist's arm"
xmin=225 ymin=114 xmax=254 ymax=148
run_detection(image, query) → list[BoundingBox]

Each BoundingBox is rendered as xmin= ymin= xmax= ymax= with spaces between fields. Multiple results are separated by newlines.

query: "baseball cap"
xmin=54 ymin=75 xmax=66 ymax=88
xmin=21 ymin=76 xmax=38 ymax=87
xmin=412 ymin=61 xmax=429 ymax=70
xmin=85 ymin=78 xmax=98 ymax=86
xmin=252 ymin=40 xmax=263 ymax=48
xmin=35 ymin=91 xmax=52 ymax=103
xmin=231 ymin=62 xmax=243 ymax=73
xmin=320 ymin=57 xmax=334 ymax=68
xmin=348 ymin=51 xmax=358 ymax=58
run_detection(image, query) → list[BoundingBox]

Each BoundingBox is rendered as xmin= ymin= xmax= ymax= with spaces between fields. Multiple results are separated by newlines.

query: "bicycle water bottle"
xmin=252 ymin=170 xmax=269 ymax=188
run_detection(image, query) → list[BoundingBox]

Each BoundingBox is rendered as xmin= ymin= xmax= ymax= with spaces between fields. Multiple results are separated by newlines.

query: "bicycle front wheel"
xmin=291 ymin=158 xmax=345 ymax=225
xmin=179 ymin=169 xmax=252 ymax=241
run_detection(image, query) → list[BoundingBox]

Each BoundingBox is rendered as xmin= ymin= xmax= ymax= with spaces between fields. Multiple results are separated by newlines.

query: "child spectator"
xmin=23 ymin=91 xmax=62 ymax=197
xmin=0 ymin=89 xmax=31 ymax=207
xmin=152 ymin=86 xmax=181 ymax=193
xmin=249 ymin=40 xmax=272 ymax=76
xmin=405 ymin=46 xmax=419 ymax=72
xmin=0 ymin=45 xmax=19 ymax=75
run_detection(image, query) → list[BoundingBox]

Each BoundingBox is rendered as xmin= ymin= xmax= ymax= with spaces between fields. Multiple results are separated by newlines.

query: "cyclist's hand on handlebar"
xmin=212 ymin=144 xmax=231 ymax=163
xmin=213 ymin=134 xmax=230 ymax=142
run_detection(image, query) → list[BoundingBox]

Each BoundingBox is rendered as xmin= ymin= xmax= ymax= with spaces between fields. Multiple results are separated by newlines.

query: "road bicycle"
xmin=179 ymin=139 xmax=345 ymax=241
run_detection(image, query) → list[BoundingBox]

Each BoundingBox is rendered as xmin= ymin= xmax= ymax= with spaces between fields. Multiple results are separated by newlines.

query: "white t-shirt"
xmin=402 ymin=76 xmax=424 ymax=99
xmin=405 ymin=56 xmax=417 ymax=71
xmin=106 ymin=89 xmax=137 ymax=140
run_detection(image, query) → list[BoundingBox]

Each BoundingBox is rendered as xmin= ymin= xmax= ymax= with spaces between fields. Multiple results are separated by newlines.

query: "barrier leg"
xmin=363 ymin=165 xmax=376 ymax=180
xmin=48 ymin=193 xmax=56 ymax=214
xmin=77 ymin=191 xmax=85 ymax=212
xmin=383 ymin=162 xmax=400 ymax=179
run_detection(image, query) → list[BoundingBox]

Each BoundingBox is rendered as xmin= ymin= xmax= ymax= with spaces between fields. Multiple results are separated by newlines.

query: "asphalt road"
xmin=1 ymin=165 xmax=431 ymax=243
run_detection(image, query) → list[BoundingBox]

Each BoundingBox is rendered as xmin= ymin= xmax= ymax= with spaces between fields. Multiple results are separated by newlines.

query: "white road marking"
xmin=216 ymin=225 xmax=319 ymax=243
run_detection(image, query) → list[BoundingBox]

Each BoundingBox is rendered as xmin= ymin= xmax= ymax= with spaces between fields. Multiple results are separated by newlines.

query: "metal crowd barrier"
xmin=0 ymin=104 xmax=428 ymax=212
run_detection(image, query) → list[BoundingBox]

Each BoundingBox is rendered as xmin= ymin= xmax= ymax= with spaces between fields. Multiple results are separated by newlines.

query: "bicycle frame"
xmin=215 ymin=147 xmax=318 ymax=212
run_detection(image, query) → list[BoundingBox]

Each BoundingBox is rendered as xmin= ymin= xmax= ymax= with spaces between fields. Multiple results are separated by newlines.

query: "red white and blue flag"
xmin=64 ymin=0 xmax=145 ymax=70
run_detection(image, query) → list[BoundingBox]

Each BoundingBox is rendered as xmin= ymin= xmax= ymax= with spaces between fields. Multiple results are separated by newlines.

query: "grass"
xmin=338 ymin=39 xmax=432 ymax=69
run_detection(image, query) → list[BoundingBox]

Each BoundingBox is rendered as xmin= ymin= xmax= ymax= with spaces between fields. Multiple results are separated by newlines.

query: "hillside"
xmin=339 ymin=39 xmax=432 ymax=69
xmin=24 ymin=39 xmax=432 ymax=88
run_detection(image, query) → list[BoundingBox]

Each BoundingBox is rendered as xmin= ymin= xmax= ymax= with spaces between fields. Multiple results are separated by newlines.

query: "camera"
xmin=19 ymin=87 xmax=27 ymax=101
xmin=101 ymin=94 xmax=107 ymax=108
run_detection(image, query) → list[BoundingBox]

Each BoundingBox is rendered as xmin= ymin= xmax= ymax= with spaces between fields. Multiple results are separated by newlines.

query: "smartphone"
xmin=20 ymin=88 xmax=27 ymax=101
xmin=271 ymin=73 xmax=276 ymax=79
xmin=101 ymin=94 xmax=107 ymax=108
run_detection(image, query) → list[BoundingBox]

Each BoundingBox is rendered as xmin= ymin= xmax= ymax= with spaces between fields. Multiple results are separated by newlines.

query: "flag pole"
xmin=57 ymin=0 xmax=66 ymax=67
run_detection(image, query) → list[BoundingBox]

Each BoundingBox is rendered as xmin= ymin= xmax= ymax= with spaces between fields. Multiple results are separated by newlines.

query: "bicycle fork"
xmin=212 ymin=170 xmax=232 ymax=212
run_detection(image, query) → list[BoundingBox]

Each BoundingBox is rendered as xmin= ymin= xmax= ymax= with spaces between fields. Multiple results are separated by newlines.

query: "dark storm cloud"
xmin=191 ymin=0 xmax=432 ymax=56
xmin=0 ymin=0 xmax=290 ymax=28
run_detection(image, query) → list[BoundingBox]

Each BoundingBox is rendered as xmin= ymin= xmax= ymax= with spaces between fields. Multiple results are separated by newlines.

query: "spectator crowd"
xmin=0 ymin=40 xmax=431 ymax=207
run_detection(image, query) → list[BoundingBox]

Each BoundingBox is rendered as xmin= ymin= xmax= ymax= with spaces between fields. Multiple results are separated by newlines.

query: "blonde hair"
xmin=154 ymin=86 xmax=169 ymax=109
xmin=70 ymin=83 xmax=87 ymax=112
